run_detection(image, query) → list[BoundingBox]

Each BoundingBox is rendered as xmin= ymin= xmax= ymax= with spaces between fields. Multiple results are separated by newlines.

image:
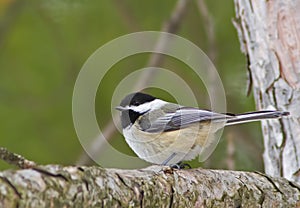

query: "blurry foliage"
xmin=0 ymin=0 xmax=263 ymax=171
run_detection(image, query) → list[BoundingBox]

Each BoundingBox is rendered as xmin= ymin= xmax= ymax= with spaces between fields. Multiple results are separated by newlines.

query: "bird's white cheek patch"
xmin=128 ymin=99 xmax=167 ymax=114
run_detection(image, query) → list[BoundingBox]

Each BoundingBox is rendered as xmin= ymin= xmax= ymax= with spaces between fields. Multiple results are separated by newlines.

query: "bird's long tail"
xmin=225 ymin=110 xmax=289 ymax=126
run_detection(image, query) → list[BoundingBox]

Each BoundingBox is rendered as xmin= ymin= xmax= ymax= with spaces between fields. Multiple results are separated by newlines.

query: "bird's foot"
xmin=170 ymin=162 xmax=191 ymax=169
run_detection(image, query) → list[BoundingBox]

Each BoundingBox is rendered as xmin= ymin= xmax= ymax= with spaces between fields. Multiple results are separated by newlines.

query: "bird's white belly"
xmin=123 ymin=122 xmax=222 ymax=165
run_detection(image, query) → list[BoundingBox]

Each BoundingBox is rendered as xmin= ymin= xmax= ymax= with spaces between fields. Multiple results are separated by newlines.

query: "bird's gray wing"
xmin=140 ymin=107 xmax=230 ymax=133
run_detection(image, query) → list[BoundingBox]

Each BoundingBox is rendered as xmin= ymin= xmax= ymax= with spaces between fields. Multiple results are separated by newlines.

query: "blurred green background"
xmin=0 ymin=0 xmax=263 ymax=171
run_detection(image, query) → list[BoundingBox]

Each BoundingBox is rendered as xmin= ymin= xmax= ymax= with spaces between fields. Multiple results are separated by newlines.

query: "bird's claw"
xmin=170 ymin=162 xmax=191 ymax=169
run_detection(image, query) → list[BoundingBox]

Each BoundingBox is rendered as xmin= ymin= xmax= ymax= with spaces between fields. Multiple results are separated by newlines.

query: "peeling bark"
xmin=234 ymin=0 xmax=300 ymax=183
xmin=0 ymin=165 xmax=299 ymax=207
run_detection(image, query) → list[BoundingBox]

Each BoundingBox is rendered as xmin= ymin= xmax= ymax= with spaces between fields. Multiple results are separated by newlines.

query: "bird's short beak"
xmin=115 ymin=106 xmax=126 ymax=111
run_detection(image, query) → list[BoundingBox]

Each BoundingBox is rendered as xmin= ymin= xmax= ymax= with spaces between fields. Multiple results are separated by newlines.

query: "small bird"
xmin=116 ymin=92 xmax=289 ymax=167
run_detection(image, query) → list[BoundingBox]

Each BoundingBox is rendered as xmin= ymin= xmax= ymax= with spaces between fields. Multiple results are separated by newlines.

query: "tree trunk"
xmin=234 ymin=0 xmax=300 ymax=183
xmin=0 ymin=165 xmax=299 ymax=207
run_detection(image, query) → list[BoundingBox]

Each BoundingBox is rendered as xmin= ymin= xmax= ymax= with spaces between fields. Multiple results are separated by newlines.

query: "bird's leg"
xmin=170 ymin=163 xmax=181 ymax=169
xmin=161 ymin=153 xmax=192 ymax=169
xmin=161 ymin=153 xmax=176 ymax=166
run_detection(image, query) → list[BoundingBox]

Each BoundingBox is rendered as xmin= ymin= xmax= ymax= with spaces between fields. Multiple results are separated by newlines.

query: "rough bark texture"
xmin=234 ymin=0 xmax=300 ymax=183
xmin=0 ymin=165 xmax=299 ymax=207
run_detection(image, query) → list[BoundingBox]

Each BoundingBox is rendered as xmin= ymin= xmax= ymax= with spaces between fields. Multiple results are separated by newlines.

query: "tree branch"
xmin=0 ymin=165 xmax=299 ymax=207
xmin=0 ymin=147 xmax=36 ymax=169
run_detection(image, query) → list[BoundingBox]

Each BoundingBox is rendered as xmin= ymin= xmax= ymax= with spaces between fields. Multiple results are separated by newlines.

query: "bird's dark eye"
xmin=132 ymin=101 xmax=139 ymax=106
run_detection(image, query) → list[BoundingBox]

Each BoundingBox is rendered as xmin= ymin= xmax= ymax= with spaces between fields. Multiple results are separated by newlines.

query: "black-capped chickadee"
xmin=116 ymin=92 xmax=289 ymax=167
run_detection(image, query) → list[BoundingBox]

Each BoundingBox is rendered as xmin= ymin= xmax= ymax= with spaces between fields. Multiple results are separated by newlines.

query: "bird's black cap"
xmin=120 ymin=92 xmax=156 ymax=107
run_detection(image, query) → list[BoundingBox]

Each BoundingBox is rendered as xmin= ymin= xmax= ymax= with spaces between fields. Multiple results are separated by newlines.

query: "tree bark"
xmin=0 ymin=165 xmax=299 ymax=207
xmin=234 ymin=0 xmax=300 ymax=183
